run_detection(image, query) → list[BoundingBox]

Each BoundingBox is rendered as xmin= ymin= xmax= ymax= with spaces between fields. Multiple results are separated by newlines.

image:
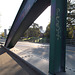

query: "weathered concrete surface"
xmin=0 ymin=46 xmax=30 ymax=75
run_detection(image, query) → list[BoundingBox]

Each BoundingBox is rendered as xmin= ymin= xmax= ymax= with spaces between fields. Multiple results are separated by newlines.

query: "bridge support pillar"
xmin=49 ymin=0 xmax=67 ymax=74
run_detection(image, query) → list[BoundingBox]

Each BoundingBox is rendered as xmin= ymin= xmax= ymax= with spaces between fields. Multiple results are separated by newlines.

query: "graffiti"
xmin=56 ymin=8 xmax=61 ymax=40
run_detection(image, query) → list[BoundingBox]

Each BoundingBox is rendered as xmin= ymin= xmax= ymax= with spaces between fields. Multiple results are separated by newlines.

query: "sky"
xmin=0 ymin=0 xmax=75 ymax=34
xmin=0 ymin=0 xmax=50 ymax=34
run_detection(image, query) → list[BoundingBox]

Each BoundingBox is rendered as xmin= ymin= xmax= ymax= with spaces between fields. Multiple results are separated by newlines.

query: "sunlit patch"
xmin=68 ymin=55 xmax=73 ymax=59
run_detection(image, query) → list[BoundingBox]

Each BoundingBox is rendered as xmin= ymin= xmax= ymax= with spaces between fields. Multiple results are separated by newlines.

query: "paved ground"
xmin=66 ymin=46 xmax=75 ymax=69
xmin=10 ymin=42 xmax=49 ymax=74
xmin=0 ymin=39 xmax=6 ymax=43
xmin=0 ymin=46 xmax=32 ymax=75
xmin=10 ymin=41 xmax=75 ymax=74
xmin=0 ymin=39 xmax=75 ymax=74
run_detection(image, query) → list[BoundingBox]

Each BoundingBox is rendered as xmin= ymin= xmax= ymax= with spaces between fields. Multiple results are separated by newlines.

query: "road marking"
xmin=67 ymin=50 xmax=75 ymax=52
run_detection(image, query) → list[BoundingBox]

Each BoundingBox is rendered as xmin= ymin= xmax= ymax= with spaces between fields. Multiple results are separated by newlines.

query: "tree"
xmin=44 ymin=23 xmax=50 ymax=38
xmin=23 ymin=23 xmax=41 ymax=37
xmin=39 ymin=26 xmax=44 ymax=33
xmin=1 ymin=32 xmax=4 ymax=37
xmin=67 ymin=0 xmax=75 ymax=26
xmin=66 ymin=0 xmax=75 ymax=39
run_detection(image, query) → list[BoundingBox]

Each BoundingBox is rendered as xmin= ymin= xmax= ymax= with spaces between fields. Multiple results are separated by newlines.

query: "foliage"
xmin=22 ymin=37 xmax=49 ymax=43
xmin=66 ymin=0 xmax=75 ymax=39
xmin=23 ymin=23 xmax=41 ymax=37
xmin=67 ymin=0 xmax=75 ymax=26
xmin=44 ymin=23 xmax=50 ymax=38
xmin=0 ymin=32 xmax=4 ymax=37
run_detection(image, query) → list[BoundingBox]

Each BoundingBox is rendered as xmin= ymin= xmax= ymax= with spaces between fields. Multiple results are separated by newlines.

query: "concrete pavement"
xmin=0 ymin=39 xmax=75 ymax=74
xmin=0 ymin=46 xmax=31 ymax=75
xmin=10 ymin=41 xmax=75 ymax=74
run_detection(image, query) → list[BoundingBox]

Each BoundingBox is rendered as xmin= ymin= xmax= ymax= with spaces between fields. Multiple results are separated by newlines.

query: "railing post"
xmin=49 ymin=0 xmax=67 ymax=74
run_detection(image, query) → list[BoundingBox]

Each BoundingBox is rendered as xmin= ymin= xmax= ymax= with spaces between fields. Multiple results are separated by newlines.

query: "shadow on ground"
xmin=0 ymin=46 xmax=32 ymax=75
